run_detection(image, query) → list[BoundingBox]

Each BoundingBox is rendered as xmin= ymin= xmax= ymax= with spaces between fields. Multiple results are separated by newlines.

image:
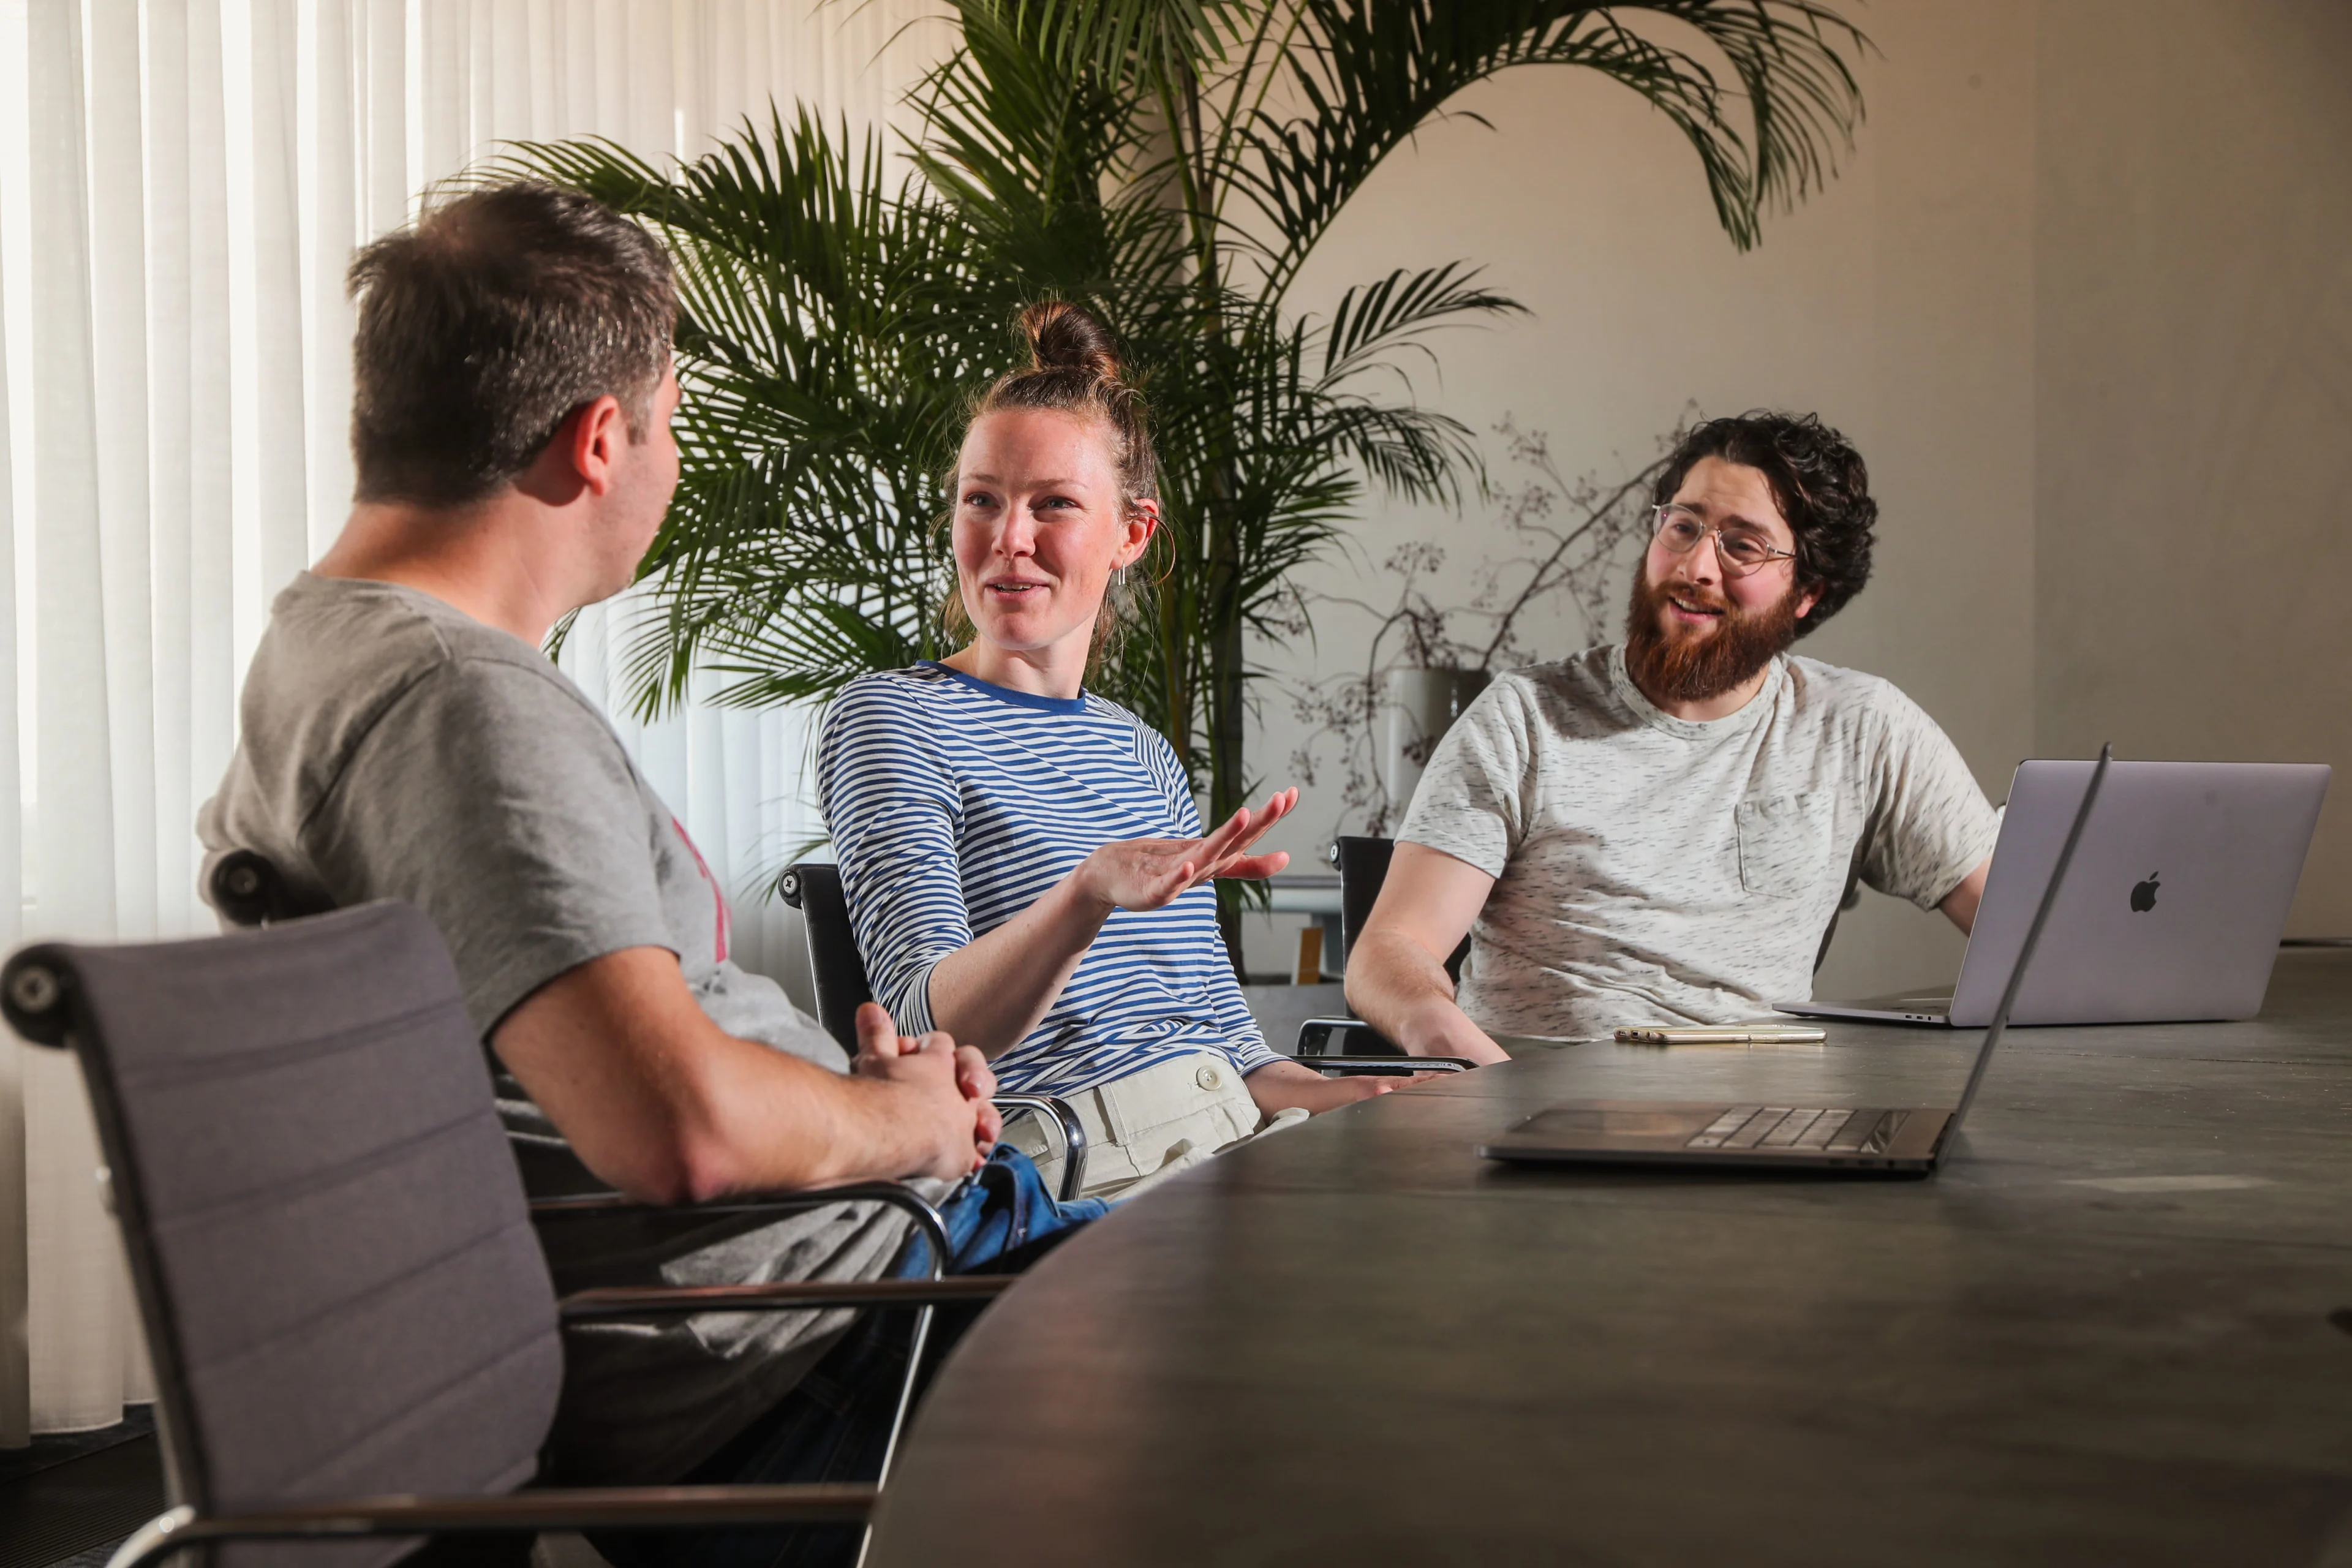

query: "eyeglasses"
xmin=1650 ymin=504 xmax=1798 ymax=579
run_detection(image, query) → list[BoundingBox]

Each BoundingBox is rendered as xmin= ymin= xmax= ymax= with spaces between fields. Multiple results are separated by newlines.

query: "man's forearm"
xmin=595 ymin=1034 xmax=961 ymax=1203
xmin=1344 ymin=929 xmax=1510 ymax=1066
xmin=492 ymin=948 xmax=981 ymax=1205
xmin=921 ymin=872 xmax=1109 ymax=1056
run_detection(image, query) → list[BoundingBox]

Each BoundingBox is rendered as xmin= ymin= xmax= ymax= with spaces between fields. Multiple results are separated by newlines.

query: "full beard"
xmin=1622 ymin=570 xmax=1804 ymax=706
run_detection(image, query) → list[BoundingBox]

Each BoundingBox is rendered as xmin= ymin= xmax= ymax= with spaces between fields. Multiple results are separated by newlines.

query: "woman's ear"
xmin=1122 ymin=497 xmax=1160 ymax=566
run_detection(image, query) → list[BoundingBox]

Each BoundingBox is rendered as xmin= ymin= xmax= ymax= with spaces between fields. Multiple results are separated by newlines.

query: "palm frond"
xmin=1228 ymin=0 xmax=1868 ymax=299
xmin=1321 ymin=262 xmax=1526 ymax=385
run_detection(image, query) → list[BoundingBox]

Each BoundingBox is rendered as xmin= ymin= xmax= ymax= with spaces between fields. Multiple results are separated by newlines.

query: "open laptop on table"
xmin=1478 ymin=745 xmax=2114 ymax=1175
xmin=1781 ymin=758 xmax=2328 ymax=1027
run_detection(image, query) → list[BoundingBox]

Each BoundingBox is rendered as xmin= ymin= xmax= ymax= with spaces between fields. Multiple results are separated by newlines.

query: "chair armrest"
xmin=528 ymin=1186 xmax=962 ymax=1497
xmin=559 ymin=1276 xmax=1009 ymax=1319
xmin=992 ymin=1093 xmax=1089 ymax=1202
xmin=529 ymin=1180 xmax=951 ymax=1280
xmin=105 ymin=1488 xmax=878 ymax=1568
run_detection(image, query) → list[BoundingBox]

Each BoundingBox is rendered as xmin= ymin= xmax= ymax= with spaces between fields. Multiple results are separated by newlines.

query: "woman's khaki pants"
xmin=1002 ymin=1051 xmax=1308 ymax=1200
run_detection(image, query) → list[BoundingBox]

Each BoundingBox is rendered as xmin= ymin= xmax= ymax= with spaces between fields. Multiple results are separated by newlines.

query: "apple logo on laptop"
xmin=2130 ymin=872 xmax=2160 ymax=913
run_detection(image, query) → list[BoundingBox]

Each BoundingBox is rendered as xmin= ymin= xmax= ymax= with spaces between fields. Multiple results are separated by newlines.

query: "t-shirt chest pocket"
xmin=1735 ymin=792 xmax=1838 ymax=900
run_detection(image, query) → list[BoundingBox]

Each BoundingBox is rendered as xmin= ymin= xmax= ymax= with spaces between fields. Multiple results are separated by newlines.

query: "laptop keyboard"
xmin=1684 ymin=1106 xmax=1901 ymax=1152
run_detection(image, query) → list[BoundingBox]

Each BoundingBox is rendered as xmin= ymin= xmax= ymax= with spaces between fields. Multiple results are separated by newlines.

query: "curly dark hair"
xmin=1651 ymin=411 xmax=1876 ymax=635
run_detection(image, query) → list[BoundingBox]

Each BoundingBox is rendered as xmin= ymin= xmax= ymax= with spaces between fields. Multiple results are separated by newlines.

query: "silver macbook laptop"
xmin=1781 ymin=758 xmax=2328 ymax=1028
xmin=1477 ymin=745 xmax=2115 ymax=1174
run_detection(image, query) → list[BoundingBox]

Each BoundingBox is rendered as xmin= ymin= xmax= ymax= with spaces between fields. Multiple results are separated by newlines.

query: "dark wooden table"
xmin=867 ymin=952 xmax=2352 ymax=1566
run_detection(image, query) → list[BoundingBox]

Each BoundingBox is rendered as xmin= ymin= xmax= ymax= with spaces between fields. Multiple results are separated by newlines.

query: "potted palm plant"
xmin=512 ymin=0 xmax=1867 ymax=960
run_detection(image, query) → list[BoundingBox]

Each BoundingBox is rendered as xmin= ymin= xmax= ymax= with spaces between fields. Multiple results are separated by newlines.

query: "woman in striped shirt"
xmin=816 ymin=303 xmax=1411 ymax=1199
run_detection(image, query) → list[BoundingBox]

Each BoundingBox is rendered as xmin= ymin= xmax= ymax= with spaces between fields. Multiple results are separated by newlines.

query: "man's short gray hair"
xmin=346 ymin=181 xmax=676 ymax=507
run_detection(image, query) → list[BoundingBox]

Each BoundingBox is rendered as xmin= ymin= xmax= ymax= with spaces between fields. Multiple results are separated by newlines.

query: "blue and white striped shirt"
xmin=815 ymin=662 xmax=1278 ymax=1097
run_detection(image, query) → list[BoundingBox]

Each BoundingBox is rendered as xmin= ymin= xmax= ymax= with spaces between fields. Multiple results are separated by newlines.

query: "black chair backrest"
xmin=777 ymin=862 xmax=873 ymax=1054
xmin=1331 ymin=837 xmax=1393 ymax=965
xmin=1 ymin=903 xmax=564 ymax=1568
xmin=1332 ymin=835 xmax=1468 ymax=982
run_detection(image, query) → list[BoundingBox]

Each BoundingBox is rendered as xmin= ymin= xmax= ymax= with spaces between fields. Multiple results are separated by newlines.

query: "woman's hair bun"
xmin=1019 ymin=301 xmax=1121 ymax=382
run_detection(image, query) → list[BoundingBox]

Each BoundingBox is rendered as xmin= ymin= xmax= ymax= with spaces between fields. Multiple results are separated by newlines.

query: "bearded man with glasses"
xmin=1345 ymin=412 xmax=2000 ymax=1060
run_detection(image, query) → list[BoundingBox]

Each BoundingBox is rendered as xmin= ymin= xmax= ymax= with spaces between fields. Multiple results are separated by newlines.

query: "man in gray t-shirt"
xmin=197 ymin=186 xmax=1057 ymax=1505
xmin=1347 ymin=413 xmax=2000 ymax=1054
xmin=203 ymin=573 xmax=944 ymax=1483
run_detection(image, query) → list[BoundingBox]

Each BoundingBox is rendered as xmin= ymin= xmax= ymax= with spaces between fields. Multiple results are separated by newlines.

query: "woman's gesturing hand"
xmin=919 ymin=788 xmax=1301 ymax=1059
xmin=1072 ymin=787 xmax=1299 ymax=914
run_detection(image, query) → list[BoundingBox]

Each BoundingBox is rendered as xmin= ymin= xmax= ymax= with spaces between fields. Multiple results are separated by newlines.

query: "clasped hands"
xmin=1072 ymin=786 xmax=1300 ymax=914
xmin=850 ymin=1000 xmax=1001 ymax=1178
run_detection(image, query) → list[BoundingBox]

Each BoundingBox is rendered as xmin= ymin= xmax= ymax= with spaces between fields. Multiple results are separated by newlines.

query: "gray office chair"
xmin=779 ymin=861 xmax=1471 ymax=1079
xmin=1 ymin=902 xmax=1006 ymax=1568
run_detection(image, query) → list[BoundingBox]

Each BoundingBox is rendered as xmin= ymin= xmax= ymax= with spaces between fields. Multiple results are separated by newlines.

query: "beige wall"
xmin=1246 ymin=0 xmax=2352 ymax=987
xmin=2036 ymin=0 xmax=2352 ymax=937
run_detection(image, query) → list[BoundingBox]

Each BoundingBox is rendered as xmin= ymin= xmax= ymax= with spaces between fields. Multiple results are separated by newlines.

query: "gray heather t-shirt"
xmin=1399 ymin=645 xmax=1999 ymax=1041
xmin=198 ymin=573 xmax=924 ymax=1484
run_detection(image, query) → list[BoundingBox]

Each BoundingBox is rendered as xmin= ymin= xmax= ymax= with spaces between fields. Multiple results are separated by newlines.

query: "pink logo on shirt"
xmin=671 ymin=816 xmax=731 ymax=963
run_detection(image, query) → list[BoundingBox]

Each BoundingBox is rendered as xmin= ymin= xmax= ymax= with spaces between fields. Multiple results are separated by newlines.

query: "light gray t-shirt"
xmin=199 ymin=573 xmax=923 ymax=1484
xmin=1398 ymin=645 xmax=2000 ymax=1041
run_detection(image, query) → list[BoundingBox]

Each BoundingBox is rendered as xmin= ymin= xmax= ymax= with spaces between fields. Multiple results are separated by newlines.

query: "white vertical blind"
xmin=0 ymin=0 xmax=949 ymax=1444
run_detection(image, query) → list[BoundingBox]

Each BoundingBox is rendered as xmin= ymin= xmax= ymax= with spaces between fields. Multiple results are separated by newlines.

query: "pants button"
xmin=1194 ymin=1063 xmax=1222 ymax=1091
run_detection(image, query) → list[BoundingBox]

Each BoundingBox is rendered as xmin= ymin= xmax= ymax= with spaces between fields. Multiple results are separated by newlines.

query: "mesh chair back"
xmin=2 ymin=903 xmax=564 ymax=1568
xmin=776 ymin=862 xmax=873 ymax=1054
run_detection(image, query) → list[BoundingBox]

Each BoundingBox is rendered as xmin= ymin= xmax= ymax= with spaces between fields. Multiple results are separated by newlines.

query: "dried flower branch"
xmin=1280 ymin=412 xmax=1694 ymax=838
